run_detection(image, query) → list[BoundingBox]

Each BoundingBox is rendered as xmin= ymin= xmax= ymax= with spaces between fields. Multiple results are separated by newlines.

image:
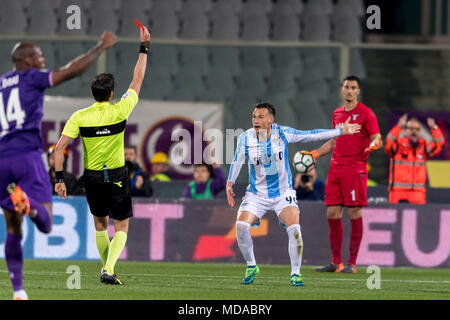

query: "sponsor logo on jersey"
xmin=96 ymin=128 xmax=111 ymax=135
xmin=252 ymin=151 xmax=283 ymax=166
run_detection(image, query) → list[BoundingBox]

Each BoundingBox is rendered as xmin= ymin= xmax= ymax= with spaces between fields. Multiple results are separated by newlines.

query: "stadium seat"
xmin=271 ymin=3 xmax=301 ymax=41
xmin=247 ymin=0 xmax=273 ymax=14
xmin=87 ymin=0 xmax=118 ymax=36
xmin=54 ymin=42 xmax=86 ymax=67
xmin=0 ymin=1 xmax=27 ymax=34
xmin=240 ymin=2 xmax=270 ymax=41
xmin=240 ymin=47 xmax=271 ymax=77
xmin=301 ymin=47 xmax=334 ymax=64
xmin=179 ymin=3 xmax=210 ymax=40
xmin=277 ymin=0 xmax=303 ymax=15
xmin=183 ymin=0 xmax=212 ymax=12
xmin=57 ymin=0 xmax=89 ymax=36
xmin=350 ymin=49 xmax=367 ymax=79
xmin=303 ymin=0 xmax=334 ymax=15
xmin=179 ymin=46 xmax=210 ymax=75
xmin=150 ymin=44 xmax=180 ymax=76
xmin=149 ymin=0 xmax=179 ymax=38
xmin=27 ymin=0 xmax=58 ymax=35
xmin=117 ymin=0 xmax=150 ymax=37
xmin=235 ymin=66 xmax=267 ymax=97
xmin=335 ymin=0 xmax=364 ymax=16
xmin=34 ymin=41 xmax=57 ymax=70
xmin=209 ymin=1 xmax=240 ymax=40
xmin=331 ymin=0 xmax=363 ymax=42
xmin=170 ymin=67 xmax=206 ymax=101
xmin=299 ymin=81 xmax=332 ymax=104
xmin=202 ymin=66 xmax=236 ymax=102
xmin=271 ymin=47 xmax=303 ymax=71
xmin=291 ymin=91 xmax=329 ymax=128
xmin=266 ymin=94 xmax=299 ymax=127
xmin=0 ymin=41 xmax=19 ymax=73
xmin=209 ymin=46 xmax=241 ymax=77
xmin=140 ymin=66 xmax=173 ymax=101
xmin=222 ymin=0 xmax=242 ymax=14
xmin=266 ymin=67 xmax=298 ymax=99
xmin=47 ymin=76 xmax=86 ymax=97
xmin=302 ymin=15 xmax=331 ymax=41
xmin=301 ymin=0 xmax=333 ymax=41
xmin=331 ymin=18 xmax=362 ymax=43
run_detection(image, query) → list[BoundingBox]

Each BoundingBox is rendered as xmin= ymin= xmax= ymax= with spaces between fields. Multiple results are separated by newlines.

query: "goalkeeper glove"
xmin=364 ymin=135 xmax=382 ymax=153
xmin=305 ymin=150 xmax=320 ymax=159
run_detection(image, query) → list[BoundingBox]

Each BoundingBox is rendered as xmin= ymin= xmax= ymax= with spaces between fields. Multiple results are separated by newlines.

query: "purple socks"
xmin=29 ymin=199 xmax=51 ymax=234
xmin=5 ymin=233 xmax=24 ymax=291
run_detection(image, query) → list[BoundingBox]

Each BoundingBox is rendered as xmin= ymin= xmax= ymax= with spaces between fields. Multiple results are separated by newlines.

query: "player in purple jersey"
xmin=0 ymin=31 xmax=117 ymax=300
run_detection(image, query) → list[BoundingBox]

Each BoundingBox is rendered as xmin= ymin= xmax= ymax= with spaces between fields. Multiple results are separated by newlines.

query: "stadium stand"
xmin=87 ymin=0 xmax=118 ymax=36
xmin=27 ymin=0 xmax=58 ymax=36
xmin=0 ymin=0 xmax=370 ymax=184
xmin=56 ymin=0 xmax=89 ymax=36
xmin=240 ymin=1 xmax=270 ymax=41
xmin=117 ymin=1 xmax=150 ymax=37
xmin=179 ymin=0 xmax=210 ymax=40
xmin=209 ymin=0 xmax=240 ymax=40
xmin=148 ymin=0 xmax=179 ymax=39
xmin=271 ymin=2 xmax=301 ymax=41
xmin=209 ymin=46 xmax=241 ymax=77
xmin=0 ymin=1 xmax=27 ymax=35
xmin=331 ymin=0 xmax=364 ymax=42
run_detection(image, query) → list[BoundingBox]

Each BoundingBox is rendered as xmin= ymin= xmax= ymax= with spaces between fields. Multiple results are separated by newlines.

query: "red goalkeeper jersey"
xmin=330 ymin=102 xmax=380 ymax=170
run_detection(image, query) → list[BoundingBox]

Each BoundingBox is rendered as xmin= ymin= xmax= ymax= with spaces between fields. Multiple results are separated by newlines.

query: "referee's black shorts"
xmin=80 ymin=166 xmax=133 ymax=221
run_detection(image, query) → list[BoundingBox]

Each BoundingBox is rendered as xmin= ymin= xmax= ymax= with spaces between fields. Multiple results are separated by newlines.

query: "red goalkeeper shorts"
xmin=325 ymin=165 xmax=368 ymax=207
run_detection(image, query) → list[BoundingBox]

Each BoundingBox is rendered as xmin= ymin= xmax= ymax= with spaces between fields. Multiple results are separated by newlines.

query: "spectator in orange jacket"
xmin=385 ymin=114 xmax=445 ymax=204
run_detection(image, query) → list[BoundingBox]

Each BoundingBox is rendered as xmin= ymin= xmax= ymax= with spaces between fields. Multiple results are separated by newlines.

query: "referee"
xmin=54 ymin=25 xmax=151 ymax=285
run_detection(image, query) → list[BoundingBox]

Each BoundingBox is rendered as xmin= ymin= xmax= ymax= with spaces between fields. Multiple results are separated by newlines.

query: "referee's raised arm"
xmin=129 ymin=25 xmax=151 ymax=96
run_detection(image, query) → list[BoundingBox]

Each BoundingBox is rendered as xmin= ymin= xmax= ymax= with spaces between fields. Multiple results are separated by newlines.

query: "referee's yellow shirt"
xmin=62 ymin=89 xmax=138 ymax=171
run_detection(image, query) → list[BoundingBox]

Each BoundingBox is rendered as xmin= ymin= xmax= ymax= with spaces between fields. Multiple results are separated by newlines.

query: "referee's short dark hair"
xmin=91 ymin=73 xmax=115 ymax=102
xmin=342 ymin=75 xmax=361 ymax=87
xmin=254 ymin=102 xmax=276 ymax=117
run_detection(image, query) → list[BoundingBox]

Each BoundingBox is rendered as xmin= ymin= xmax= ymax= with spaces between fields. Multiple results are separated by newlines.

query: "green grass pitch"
xmin=0 ymin=259 xmax=449 ymax=300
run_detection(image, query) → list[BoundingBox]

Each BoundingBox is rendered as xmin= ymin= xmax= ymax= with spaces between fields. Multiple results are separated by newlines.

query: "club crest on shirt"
xmin=352 ymin=114 xmax=359 ymax=121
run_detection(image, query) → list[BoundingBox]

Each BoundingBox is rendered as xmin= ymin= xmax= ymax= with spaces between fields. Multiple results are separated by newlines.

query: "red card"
xmin=134 ymin=19 xmax=143 ymax=29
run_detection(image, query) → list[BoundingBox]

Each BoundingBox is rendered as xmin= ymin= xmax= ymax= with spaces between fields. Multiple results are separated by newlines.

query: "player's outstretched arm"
xmin=52 ymin=31 xmax=117 ymax=86
xmin=129 ymin=26 xmax=150 ymax=96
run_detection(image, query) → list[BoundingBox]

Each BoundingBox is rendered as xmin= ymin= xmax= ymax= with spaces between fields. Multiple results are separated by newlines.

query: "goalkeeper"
xmin=310 ymin=76 xmax=382 ymax=274
xmin=54 ymin=25 xmax=151 ymax=285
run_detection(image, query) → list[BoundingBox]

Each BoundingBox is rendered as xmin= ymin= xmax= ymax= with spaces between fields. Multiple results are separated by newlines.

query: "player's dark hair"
xmin=91 ymin=73 xmax=115 ymax=102
xmin=342 ymin=75 xmax=361 ymax=87
xmin=254 ymin=102 xmax=276 ymax=117
xmin=194 ymin=163 xmax=215 ymax=178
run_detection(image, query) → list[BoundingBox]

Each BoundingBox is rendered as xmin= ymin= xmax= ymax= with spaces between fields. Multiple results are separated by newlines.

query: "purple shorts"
xmin=0 ymin=150 xmax=52 ymax=211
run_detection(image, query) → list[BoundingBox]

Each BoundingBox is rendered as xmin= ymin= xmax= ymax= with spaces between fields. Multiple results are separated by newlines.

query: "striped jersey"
xmin=228 ymin=123 xmax=342 ymax=199
xmin=62 ymin=89 xmax=138 ymax=171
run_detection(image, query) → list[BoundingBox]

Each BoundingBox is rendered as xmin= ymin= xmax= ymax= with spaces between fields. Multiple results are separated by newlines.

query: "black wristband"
xmin=55 ymin=171 xmax=64 ymax=181
xmin=139 ymin=41 xmax=149 ymax=54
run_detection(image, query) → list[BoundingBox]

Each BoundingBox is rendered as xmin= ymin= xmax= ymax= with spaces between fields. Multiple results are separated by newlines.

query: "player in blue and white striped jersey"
xmin=226 ymin=103 xmax=361 ymax=286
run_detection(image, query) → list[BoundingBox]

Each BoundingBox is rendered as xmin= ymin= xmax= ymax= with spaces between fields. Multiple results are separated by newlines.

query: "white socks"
xmin=13 ymin=289 xmax=28 ymax=300
xmin=287 ymin=224 xmax=303 ymax=276
xmin=236 ymin=221 xmax=256 ymax=266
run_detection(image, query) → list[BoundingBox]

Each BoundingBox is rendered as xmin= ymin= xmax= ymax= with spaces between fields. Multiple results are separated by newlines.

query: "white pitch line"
xmin=0 ymin=270 xmax=449 ymax=285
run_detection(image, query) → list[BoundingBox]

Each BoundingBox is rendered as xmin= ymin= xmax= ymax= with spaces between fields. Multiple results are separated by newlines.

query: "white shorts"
xmin=238 ymin=189 xmax=299 ymax=221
